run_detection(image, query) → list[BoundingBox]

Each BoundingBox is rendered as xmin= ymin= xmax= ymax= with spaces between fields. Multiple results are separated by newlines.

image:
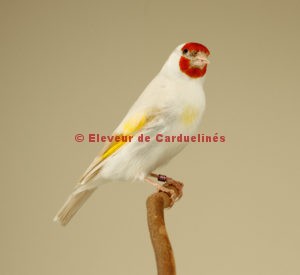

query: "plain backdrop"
xmin=1 ymin=0 xmax=299 ymax=274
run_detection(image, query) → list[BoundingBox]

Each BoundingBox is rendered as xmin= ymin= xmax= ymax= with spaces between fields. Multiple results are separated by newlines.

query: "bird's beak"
xmin=192 ymin=53 xmax=210 ymax=68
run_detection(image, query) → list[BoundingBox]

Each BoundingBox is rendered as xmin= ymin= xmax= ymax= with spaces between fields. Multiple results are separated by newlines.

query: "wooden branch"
xmin=146 ymin=178 xmax=184 ymax=275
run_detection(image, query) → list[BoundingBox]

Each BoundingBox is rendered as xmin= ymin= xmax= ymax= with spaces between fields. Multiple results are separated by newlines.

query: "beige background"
xmin=1 ymin=0 xmax=299 ymax=274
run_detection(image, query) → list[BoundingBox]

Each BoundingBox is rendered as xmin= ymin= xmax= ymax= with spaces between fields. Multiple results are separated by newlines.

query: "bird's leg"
xmin=145 ymin=177 xmax=176 ymax=206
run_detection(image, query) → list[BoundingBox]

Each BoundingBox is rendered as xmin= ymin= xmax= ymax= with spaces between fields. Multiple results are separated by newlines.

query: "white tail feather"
xmin=54 ymin=187 xmax=97 ymax=226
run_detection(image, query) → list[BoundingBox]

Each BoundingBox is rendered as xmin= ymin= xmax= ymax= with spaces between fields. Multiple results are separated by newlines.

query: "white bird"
xmin=54 ymin=42 xmax=210 ymax=225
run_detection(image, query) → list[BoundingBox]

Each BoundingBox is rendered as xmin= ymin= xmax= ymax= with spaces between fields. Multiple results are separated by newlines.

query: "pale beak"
xmin=192 ymin=53 xmax=210 ymax=68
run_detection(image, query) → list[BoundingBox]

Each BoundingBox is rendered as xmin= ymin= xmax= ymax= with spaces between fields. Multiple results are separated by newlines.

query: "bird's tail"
xmin=53 ymin=186 xmax=97 ymax=226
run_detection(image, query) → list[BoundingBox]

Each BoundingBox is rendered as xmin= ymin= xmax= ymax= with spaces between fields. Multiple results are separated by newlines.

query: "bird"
xmin=54 ymin=42 xmax=210 ymax=226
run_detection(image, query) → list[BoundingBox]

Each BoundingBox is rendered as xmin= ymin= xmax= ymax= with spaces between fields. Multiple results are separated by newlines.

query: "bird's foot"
xmin=147 ymin=174 xmax=184 ymax=207
xmin=165 ymin=178 xmax=184 ymax=201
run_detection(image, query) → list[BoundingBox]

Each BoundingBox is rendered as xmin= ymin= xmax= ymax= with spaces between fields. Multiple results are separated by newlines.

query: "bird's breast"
xmin=180 ymin=105 xmax=200 ymax=126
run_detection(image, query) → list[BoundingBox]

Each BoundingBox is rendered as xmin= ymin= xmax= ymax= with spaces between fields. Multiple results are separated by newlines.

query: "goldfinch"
xmin=54 ymin=42 xmax=210 ymax=225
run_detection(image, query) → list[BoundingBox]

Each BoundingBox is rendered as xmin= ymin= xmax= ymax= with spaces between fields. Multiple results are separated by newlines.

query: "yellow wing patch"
xmin=79 ymin=111 xmax=156 ymax=184
xmin=100 ymin=113 xmax=151 ymax=161
xmin=123 ymin=114 xmax=147 ymax=134
xmin=181 ymin=106 xmax=199 ymax=126
xmin=101 ymin=135 xmax=129 ymax=160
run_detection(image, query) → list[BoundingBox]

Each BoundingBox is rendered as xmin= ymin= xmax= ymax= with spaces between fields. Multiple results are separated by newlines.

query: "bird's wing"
xmin=77 ymin=73 xmax=175 ymax=186
xmin=78 ymin=108 xmax=160 ymax=185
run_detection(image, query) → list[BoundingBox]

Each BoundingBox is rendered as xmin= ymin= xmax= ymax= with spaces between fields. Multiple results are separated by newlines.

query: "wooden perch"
xmin=146 ymin=178 xmax=184 ymax=275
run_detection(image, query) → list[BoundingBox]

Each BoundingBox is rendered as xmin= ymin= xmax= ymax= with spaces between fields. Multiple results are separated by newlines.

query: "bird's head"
xmin=179 ymin=42 xmax=210 ymax=78
xmin=162 ymin=42 xmax=210 ymax=80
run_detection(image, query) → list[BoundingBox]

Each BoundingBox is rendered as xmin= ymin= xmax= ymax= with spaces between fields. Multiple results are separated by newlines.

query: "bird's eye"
xmin=182 ymin=49 xmax=188 ymax=54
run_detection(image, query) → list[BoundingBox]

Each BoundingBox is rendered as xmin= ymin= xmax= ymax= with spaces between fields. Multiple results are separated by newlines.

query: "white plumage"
xmin=54 ymin=42 xmax=210 ymax=225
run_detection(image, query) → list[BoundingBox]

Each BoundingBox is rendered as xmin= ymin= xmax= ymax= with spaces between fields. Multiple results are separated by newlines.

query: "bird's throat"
xmin=179 ymin=57 xmax=207 ymax=78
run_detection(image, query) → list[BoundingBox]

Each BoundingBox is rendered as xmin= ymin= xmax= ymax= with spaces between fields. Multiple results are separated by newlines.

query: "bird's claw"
xmin=158 ymin=177 xmax=184 ymax=207
xmin=149 ymin=172 xmax=183 ymax=206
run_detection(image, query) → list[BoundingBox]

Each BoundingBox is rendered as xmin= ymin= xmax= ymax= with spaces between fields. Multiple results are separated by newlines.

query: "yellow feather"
xmin=123 ymin=114 xmax=147 ymax=134
xmin=181 ymin=106 xmax=199 ymax=126
xmin=79 ymin=112 xmax=156 ymax=184
xmin=101 ymin=136 xmax=127 ymax=160
xmin=100 ymin=113 xmax=149 ymax=160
